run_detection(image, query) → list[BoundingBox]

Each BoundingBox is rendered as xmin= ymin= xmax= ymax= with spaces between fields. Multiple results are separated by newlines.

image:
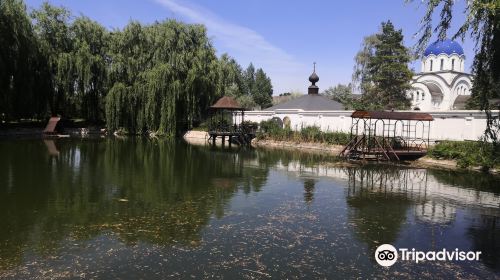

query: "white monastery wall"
xmin=243 ymin=110 xmax=499 ymax=142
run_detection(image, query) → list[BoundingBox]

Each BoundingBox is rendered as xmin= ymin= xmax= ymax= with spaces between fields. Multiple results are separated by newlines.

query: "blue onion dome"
xmin=424 ymin=39 xmax=464 ymax=56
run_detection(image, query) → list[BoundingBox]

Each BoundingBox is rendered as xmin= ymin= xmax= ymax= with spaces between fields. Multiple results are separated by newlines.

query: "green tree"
xmin=243 ymin=63 xmax=255 ymax=96
xmin=323 ymin=83 xmax=354 ymax=109
xmin=361 ymin=21 xmax=413 ymax=110
xmin=216 ymin=54 xmax=245 ymax=98
xmin=31 ymin=2 xmax=74 ymax=117
xmin=0 ymin=0 xmax=49 ymax=121
xmin=235 ymin=94 xmax=257 ymax=110
xmin=410 ymin=0 xmax=500 ymax=149
xmin=105 ymin=20 xmax=220 ymax=136
xmin=1 ymin=0 xmax=273 ymax=132
xmin=253 ymin=68 xmax=273 ymax=109
xmin=71 ymin=16 xmax=108 ymax=122
xmin=352 ymin=34 xmax=379 ymax=95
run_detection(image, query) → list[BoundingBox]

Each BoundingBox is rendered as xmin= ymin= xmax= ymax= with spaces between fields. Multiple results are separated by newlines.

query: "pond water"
xmin=0 ymin=138 xmax=499 ymax=279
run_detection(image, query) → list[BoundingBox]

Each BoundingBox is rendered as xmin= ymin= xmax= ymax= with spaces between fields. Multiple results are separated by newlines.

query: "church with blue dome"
xmin=409 ymin=39 xmax=472 ymax=110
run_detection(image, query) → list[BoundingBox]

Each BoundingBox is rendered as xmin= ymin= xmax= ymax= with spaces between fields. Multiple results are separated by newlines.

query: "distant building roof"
xmin=264 ymin=94 xmax=344 ymax=111
xmin=453 ymin=95 xmax=471 ymax=109
xmin=264 ymin=64 xmax=344 ymax=111
xmin=210 ymin=96 xmax=243 ymax=110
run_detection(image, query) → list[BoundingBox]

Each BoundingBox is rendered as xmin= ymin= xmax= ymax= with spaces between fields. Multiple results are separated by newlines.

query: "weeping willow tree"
xmin=106 ymin=20 xmax=220 ymax=136
xmin=71 ymin=16 xmax=108 ymax=123
xmin=0 ymin=0 xmax=50 ymax=121
xmin=2 ymin=1 xmax=270 ymax=131
xmin=31 ymin=2 xmax=74 ymax=117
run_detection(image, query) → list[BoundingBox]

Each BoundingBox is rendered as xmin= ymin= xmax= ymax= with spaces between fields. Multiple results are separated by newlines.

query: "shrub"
xmin=428 ymin=140 xmax=499 ymax=169
xmin=300 ymin=126 xmax=322 ymax=142
xmin=323 ymin=131 xmax=350 ymax=145
xmin=256 ymin=121 xmax=350 ymax=145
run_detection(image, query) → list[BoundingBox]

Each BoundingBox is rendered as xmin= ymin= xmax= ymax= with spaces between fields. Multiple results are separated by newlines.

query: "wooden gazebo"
xmin=208 ymin=96 xmax=255 ymax=146
xmin=339 ymin=110 xmax=434 ymax=161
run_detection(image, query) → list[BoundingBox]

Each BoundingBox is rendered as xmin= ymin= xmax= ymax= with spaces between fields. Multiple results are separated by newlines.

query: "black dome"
xmin=309 ymin=72 xmax=319 ymax=84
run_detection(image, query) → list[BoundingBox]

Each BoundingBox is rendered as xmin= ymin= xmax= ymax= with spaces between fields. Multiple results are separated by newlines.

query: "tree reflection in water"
xmin=0 ymin=138 xmax=268 ymax=270
xmin=0 ymin=139 xmax=498 ymax=277
xmin=303 ymin=179 xmax=316 ymax=204
xmin=467 ymin=215 xmax=500 ymax=272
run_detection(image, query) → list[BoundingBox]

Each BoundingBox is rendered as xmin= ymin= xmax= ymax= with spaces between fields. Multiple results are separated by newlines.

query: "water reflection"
xmin=43 ymin=139 xmax=59 ymax=156
xmin=303 ymin=179 xmax=316 ymax=204
xmin=251 ymin=149 xmax=500 ymax=272
xmin=468 ymin=215 xmax=500 ymax=272
xmin=0 ymin=139 xmax=498 ymax=277
xmin=0 ymin=139 xmax=268 ymax=270
xmin=346 ymin=168 xmax=412 ymax=251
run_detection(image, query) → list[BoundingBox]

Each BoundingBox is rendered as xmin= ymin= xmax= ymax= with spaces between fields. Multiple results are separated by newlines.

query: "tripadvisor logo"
xmin=374 ymin=244 xmax=482 ymax=267
xmin=375 ymin=244 xmax=398 ymax=267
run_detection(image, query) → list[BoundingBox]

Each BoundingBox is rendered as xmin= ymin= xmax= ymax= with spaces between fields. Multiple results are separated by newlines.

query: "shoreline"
xmin=251 ymin=139 xmax=344 ymax=155
xmin=253 ymin=139 xmax=499 ymax=174
xmin=183 ymin=131 xmax=499 ymax=174
xmin=1 ymin=128 xmax=497 ymax=174
xmin=0 ymin=126 xmax=106 ymax=138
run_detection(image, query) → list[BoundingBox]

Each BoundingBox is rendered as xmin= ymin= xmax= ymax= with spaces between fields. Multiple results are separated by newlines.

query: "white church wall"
xmin=422 ymin=54 xmax=464 ymax=73
xmin=243 ymin=110 xmax=498 ymax=142
xmin=411 ymin=72 xmax=472 ymax=111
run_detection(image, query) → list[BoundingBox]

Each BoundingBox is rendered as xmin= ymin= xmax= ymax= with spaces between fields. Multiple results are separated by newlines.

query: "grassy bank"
xmin=256 ymin=120 xmax=499 ymax=171
xmin=256 ymin=120 xmax=350 ymax=145
xmin=427 ymin=140 xmax=499 ymax=170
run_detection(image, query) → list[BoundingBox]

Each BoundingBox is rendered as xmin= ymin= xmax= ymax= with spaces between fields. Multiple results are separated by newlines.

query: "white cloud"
xmin=154 ymin=0 xmax=306 ymax=94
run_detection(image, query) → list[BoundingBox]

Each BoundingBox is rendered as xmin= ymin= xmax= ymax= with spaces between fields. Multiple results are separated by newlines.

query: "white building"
xmin=409 ymin=39 xmax=473 ymax=111
xmin=242 ymin=41 xmax=497 ymax=142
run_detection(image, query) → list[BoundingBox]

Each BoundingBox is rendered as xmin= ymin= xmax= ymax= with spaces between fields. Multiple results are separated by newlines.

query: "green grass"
xmin=256 ymin=120 xmax=350 ymax=146
xmin=428 ymin=140 xmax=499 ymax=170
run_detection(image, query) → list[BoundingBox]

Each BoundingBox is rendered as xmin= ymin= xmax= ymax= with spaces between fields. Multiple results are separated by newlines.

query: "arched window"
xmin=283 ymin=116 xmax=291 ymax=129
xmin=417 ymin=92 xmax=420 ymax=101
xmin=451 ymin=59 xmax=455 ymax=70
xmin=440 ymin=59 xmax=444 ymax=70
xmin=422 ymin=92 xmax=425 ymax=100
xmin=430 ymin=60 xmax=433 ymax=71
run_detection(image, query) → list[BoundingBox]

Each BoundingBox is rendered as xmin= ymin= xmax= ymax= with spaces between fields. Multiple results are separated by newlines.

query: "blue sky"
xmin=25 ymin=0 xmax=474 ymax=94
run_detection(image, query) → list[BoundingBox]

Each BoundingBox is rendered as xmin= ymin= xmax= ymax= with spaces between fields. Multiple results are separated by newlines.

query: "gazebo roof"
xmin=210 ymin=96 xmax=243 ymax=110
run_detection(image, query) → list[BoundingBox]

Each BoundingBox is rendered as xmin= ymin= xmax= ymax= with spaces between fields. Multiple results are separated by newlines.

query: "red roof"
xmin=210 ymin=96 xmax=243 ymax=110
xmin=351 ymin=110 xmax=434 ymax=121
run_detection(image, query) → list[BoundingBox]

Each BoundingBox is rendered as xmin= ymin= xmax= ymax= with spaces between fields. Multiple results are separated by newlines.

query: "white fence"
xmin=243 ymin=109 xmax=499 ymax=142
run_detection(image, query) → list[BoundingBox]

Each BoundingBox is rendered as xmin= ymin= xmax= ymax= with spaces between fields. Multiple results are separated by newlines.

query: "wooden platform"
xmin=343 ymin=149 xmax=427 ymax=161
xmin=208 ymin=131 xmax=255 ymax=146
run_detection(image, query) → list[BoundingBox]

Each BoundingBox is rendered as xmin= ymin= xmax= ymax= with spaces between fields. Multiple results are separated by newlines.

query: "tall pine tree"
xmin=358 ymin=21 xmax=413 ymax=110
xmin=253 ymin=69 xmax=273 ymax=109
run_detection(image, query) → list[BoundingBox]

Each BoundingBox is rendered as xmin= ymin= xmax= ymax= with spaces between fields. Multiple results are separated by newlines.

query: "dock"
xmin=339 ymin=111 xmax=433 ymax=161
